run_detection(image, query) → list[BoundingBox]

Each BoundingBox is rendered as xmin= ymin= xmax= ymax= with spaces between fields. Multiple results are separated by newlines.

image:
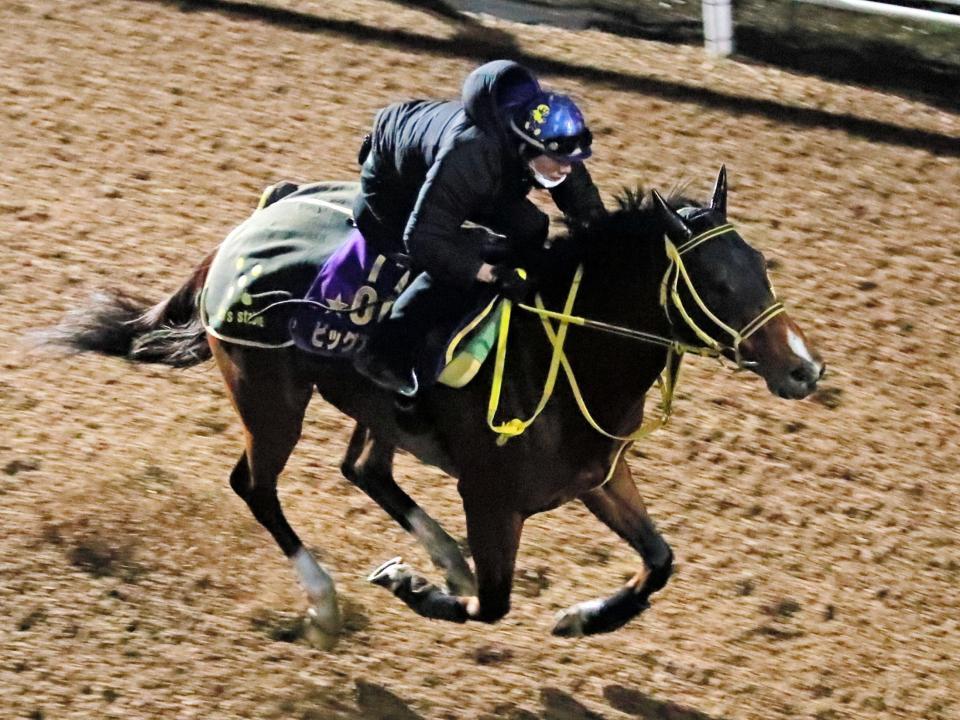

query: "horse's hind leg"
xmin=369 ymin=488 xmax=524 ymax=625
xmin=212 ymin=340 xmax=341 ymax=639
xmin=341 ymin=424 xmax=476 ymax=595
xmin=553 ymin=457 xmax=673 ymax=637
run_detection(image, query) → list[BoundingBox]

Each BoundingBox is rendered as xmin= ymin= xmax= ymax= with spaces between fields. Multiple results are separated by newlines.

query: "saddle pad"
xmin=201 ymin=181 xmax=360 ymax=348
xmin=203 ymin=178 xmax=505 ymax=389
xmin=436 ymin=297 xmax=504 ymax=389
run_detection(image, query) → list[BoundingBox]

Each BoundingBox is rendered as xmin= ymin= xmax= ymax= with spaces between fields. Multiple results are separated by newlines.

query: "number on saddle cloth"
xmin=291 ymin=231 xmax=505 ymax=386
xmin=290 ymin=229 xmax=412 ymax=357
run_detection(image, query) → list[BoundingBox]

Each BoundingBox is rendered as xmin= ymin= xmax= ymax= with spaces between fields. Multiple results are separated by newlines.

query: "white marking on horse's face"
xmin=787 ymin=328 xmax=815 ymax=365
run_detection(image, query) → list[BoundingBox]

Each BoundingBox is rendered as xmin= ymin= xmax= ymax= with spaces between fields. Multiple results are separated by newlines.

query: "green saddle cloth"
xmin=201 ymin=181 xmax=358 ymax=348
xmin=202 ymin=178 xmax=504 ymax=388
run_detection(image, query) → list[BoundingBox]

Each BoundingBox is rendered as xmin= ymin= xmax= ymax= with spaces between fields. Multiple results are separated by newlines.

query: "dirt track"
xmin=2 ymin=2 xmax=959 ymax=719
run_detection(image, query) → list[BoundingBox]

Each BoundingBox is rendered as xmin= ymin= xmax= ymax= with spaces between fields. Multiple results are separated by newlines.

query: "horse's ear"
xmin=652 ymin=189 xmax=693 ymax=242
xmin=711 ymin=165 xmax=727 ymax=217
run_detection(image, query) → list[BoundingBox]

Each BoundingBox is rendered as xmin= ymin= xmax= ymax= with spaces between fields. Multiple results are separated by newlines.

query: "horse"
xmin=45 ymin=166 xmax=824 ymax=645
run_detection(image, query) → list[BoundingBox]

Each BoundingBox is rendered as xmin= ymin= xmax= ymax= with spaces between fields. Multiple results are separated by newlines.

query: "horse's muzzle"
xmin=743 ymin=316 xmax=825 ymax=400
xmin=768 ymin=357 xmax=825 ymax=399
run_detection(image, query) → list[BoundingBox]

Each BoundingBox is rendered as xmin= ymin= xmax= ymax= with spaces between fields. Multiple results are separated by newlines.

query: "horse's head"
xmin=652 ymin=167 xmax=824 ymax=399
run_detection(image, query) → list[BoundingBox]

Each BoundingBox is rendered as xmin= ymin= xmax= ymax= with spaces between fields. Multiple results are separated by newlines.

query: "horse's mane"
xmin=583 ymin=185 xmax=702 ymax=252
xmin=537 ymin=186 xmax=705 ymax=301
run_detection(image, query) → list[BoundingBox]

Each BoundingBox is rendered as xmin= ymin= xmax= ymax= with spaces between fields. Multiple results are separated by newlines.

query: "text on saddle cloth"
xmin=201 ymin=181 xmax=363 ymax=349
xmin=291 ymin=234 xmax=505 ymax=390
xmin=289 ymin=230 xmax=412 ymax=357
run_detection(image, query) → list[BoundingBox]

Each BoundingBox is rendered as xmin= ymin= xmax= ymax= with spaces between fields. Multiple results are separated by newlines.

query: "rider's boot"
xmin=354 ymin=271 xmax=479 ymax=404
xmin=353 ymin=341 xmax=419 ymax=398
xmin=353 ymin=274 xmax=438 ymax=399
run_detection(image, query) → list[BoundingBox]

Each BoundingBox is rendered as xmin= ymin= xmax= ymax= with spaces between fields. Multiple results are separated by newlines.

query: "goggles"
xmin=511 ymin=120 xmax=593 ymax=161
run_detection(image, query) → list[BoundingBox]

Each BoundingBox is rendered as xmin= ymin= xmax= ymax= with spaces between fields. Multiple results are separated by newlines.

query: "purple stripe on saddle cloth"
xmin=290 ymin=229 xmax=410 ymax=357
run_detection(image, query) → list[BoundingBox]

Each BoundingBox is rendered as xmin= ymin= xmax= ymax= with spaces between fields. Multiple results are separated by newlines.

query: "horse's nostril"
xmin=787 ymin=361 xmax=825 ymax=385
xmin=818 ymin=363 xmax=826 ymax=380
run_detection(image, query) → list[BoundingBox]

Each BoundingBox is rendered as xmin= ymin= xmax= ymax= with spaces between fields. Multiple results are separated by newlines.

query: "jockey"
xmin=352 ymin=59 xmax=606 ymax=397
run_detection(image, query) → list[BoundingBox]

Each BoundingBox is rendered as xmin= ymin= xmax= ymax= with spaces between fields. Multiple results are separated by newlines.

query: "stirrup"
xmin=396 ymin=371 xmax=419 ymax=398
xmin=354 ymin=351 xmax=418 ymax=397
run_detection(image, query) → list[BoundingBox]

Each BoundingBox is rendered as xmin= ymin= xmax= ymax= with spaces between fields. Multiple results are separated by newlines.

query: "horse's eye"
xmin=708 ymin=273 xmax=735 ymax=297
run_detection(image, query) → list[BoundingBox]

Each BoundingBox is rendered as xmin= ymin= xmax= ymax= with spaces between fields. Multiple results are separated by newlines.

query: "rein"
xmin=486 ymin=222 xmax=785 ymax=446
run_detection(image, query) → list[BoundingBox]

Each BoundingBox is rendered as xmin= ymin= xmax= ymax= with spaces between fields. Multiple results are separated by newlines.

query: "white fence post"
xmin=703 ymin=0 xmax=735 ymax=56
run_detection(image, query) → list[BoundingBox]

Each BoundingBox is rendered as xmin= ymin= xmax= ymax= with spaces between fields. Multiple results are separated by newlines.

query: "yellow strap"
xmin=487 ymin=265 xmax=684 ymax=446
xmin=537 ymin=305 xmax=682 ymax=442
xmin=445 ymin=295 xmax=499 ymax=365
xmin=483 ymin=222 xmax=788 ymax=445
xmin=667 ymin=239 xmax=738 ymax=347
xmin=486 ymin=267 xmax=583 ymax=445
xmin=598 ymin=351 xmax=680 ymax=486
xmin=675 ymin=223 xmax=735 ymax=253
xmin=664 ymin=236 xmax=786 ymax=360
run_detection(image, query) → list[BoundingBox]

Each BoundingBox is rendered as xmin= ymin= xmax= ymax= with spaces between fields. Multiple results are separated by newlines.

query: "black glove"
xmin=491 ymin=265 xmax=532 ymax=303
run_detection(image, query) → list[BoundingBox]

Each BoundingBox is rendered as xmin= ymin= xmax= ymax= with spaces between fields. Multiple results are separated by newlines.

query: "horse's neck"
xmin=530 ymin=241 xmax=671 ymax=434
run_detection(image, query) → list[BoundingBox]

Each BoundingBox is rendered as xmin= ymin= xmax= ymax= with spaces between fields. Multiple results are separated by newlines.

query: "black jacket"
xmin=363 ymin=60 xmax=605 ymax=287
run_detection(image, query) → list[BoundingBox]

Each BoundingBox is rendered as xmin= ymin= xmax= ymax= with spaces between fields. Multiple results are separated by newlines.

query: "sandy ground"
xmin=1 ymin=1 xmax=959 ymax=719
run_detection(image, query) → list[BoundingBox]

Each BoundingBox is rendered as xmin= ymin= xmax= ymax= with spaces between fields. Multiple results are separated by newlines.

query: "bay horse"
xmin=46 ymin=167 xmax=823 ymax=644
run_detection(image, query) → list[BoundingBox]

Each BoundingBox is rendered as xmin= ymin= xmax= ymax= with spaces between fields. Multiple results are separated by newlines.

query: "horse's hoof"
xmin=304 ymin=608 xmax=340 ymax=650
xmin=306 ymin=603 xmax=342 ymax=633
xmin=368 ymin=556 xmax=408 ymax=590
xmin=552 ymin=607 xmax=587 ymax=637
xmin=551 ymin=598 xmax=604 ymax=637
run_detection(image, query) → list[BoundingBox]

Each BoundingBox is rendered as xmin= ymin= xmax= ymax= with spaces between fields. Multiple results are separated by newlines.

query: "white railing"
xmin=703 ymin=0 xmax=734 ymax=55
xmin=795 ymin=0 xmax=960 ymax=28
xmin=703 ymin=0 xmax=960 ymax=56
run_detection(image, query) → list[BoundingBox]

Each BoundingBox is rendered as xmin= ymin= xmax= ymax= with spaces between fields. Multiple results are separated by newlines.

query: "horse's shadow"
xmin=353 ymin=681 xmax=425 ymax=719
xmin=603 ymin=685 xmax=725 ymax=719
xmin=474 ymin=686 xmax=725 ymax=720
xmin=541 ymin=688 xmax=606 ymax=719
xmin=333 ymin=682 xmax=723 ymax=719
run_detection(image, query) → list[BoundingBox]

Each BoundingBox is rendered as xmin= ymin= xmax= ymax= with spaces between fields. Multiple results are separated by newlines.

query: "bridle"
xmin=661 ymin=222 xmax=785 ymax=370
xmin=485 ymin=219 xmax=786 ymax=445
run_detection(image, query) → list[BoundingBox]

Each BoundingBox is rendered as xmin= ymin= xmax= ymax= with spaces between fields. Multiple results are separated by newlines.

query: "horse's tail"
xmin=42 ymin=251 xmax=215 ymax=368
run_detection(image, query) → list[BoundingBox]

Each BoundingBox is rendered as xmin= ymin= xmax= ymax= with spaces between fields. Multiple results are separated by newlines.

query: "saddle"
xmin=201 ymin=181 xmax=504 ymax=388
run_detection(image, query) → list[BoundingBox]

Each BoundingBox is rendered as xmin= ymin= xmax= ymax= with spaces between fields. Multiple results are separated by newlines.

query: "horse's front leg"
xmin=553 ymin=457 xmax=673 ymax=637
xmin=369 ymin=495 xmax=523 ymax=624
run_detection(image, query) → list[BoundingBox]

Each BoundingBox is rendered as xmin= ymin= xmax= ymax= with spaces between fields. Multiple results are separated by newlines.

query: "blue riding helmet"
xmin=510 ymin=92 xmax=593 ymax=162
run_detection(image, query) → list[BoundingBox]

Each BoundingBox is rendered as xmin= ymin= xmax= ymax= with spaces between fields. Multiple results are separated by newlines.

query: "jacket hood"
xmin=462 ymin=60 xmax=540 ymax=138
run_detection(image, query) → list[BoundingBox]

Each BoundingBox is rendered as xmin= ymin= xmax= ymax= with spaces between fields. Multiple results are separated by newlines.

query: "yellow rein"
xmin=485 ymin=223 xmax=785 ymax=446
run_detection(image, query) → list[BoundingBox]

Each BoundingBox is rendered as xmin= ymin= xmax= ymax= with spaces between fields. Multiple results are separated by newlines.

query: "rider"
xmin=352 ymin=59 xmax=606 ymax=397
